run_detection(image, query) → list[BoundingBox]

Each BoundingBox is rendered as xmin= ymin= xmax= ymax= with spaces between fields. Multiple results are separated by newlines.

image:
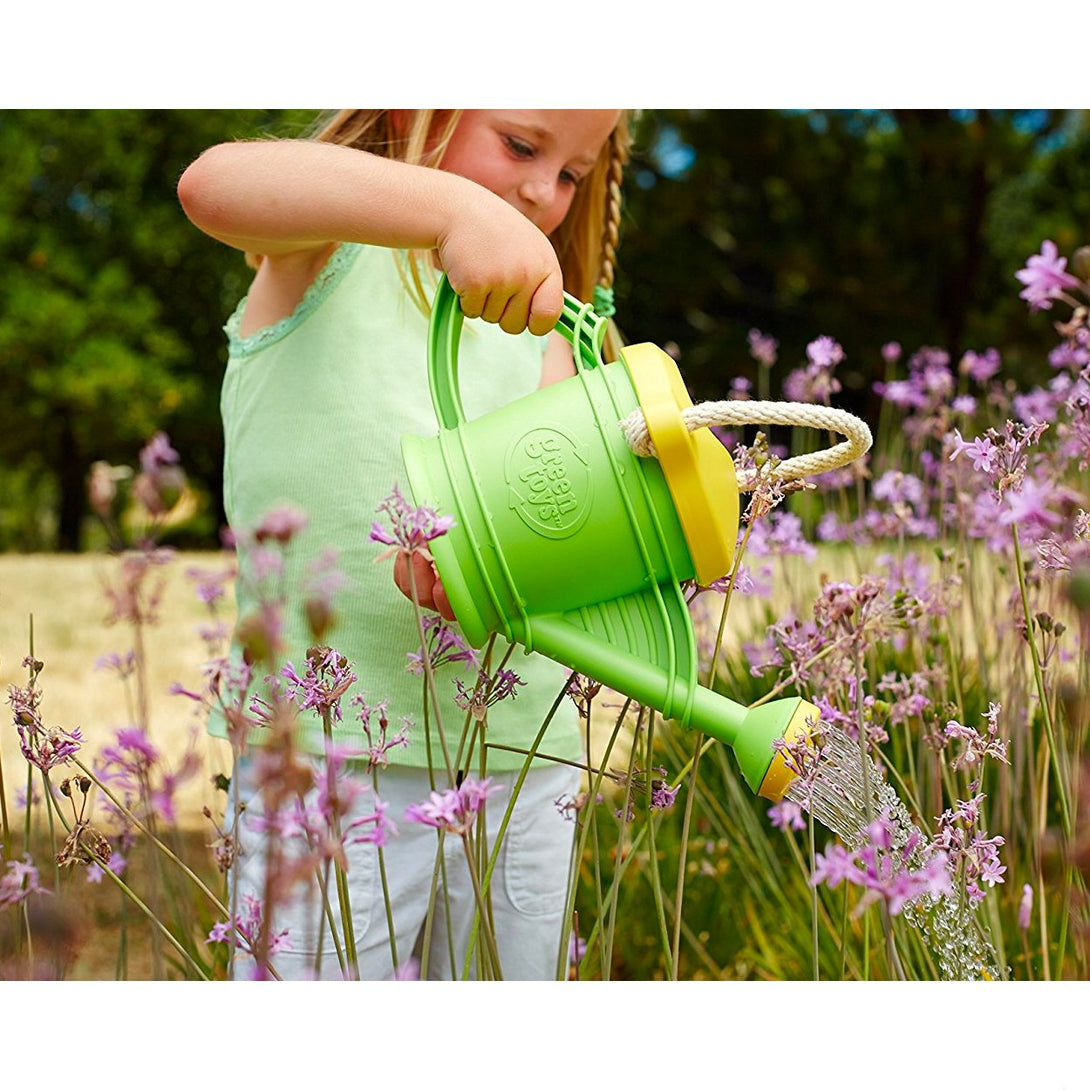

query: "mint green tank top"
xmin=217 ymin=243 xmax=581 ymax=770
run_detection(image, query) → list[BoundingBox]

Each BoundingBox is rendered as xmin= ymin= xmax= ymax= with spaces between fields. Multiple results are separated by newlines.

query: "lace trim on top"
xmin=224 ymin=242 xmax=363 ymax=358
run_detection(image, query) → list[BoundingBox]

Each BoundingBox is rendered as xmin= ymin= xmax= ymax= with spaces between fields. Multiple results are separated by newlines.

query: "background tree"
xmin=1 ymin=109 xmax=1087 ymax=551
xmin=616 ymin=109 xmax=1090 ymax=407
xmin=0 ymin=109 xmax=310 ymax=550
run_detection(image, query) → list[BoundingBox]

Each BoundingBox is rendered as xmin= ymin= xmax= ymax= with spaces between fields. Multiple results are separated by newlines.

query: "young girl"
xmin=178 ymin=110 xmax=632 ymax=980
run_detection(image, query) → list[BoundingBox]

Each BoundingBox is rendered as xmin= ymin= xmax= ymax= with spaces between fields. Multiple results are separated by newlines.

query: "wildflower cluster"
xmin=811 ymin=811 xmax=953 ymax=917
xmin=612 ymin=765 xmax=681 ymax=820
xmin=943 ymin=703 xmax=1010 ymax=772
xmin=351 ymin=694 xmax=411 ymax=770
xmin=931 ymin=793 xmax=1006 ymax=904
xmin=406 ymin=614 xmax=479 ymax=675
xmin=206 ymin=893 xmax=292 ymax=957
xmin=783 ymin=335 xmax=845 ymax=404
xmin=279 ymin=646 xmax=358 ymax=724
xmin=7 ymin=656 xmax=82 ymax=772
xmin=404 ymin=777 xmax=503 ymax=836
xmin=0 ymin=855 xmax=50 ymax=907
xmin=454 ymin=666 xmax=525 ymax=720
xmin=370 ymin=484 xmax=455 ymax=555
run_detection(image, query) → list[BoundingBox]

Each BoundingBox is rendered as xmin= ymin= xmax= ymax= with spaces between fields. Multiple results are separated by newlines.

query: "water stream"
xmin=785 ymin=722 xmax=1003 ymax=981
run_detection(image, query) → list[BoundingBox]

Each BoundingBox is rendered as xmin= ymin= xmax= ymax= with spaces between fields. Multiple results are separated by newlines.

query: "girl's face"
xmin=439 ymin=110 xmax=620 ymax=237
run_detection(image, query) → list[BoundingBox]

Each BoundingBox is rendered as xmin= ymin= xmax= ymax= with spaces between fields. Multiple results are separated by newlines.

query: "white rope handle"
xmin=620 ymin=400 xmax=872 ymax=490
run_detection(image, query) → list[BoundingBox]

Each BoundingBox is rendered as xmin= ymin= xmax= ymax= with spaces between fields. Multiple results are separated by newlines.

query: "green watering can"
xmin=402 ymin=278 xmax=868 ymax=800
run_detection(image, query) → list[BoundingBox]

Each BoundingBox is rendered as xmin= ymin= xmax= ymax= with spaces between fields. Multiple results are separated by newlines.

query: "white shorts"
xmin=226 ymin=758 xmax=582 ymax=981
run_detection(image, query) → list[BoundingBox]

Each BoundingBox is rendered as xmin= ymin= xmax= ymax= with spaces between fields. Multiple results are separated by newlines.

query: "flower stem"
xmin=808 ymin=810 xmax=819 ymax=979
xmin=1011 ymin=524 xmax=1072 ymax=838
xmin=41 ymin=774 xmax=210 ymax=979
xmin=321 ymin=709 xmax=359 ymax=979
xmin=373 ymin=769 xmax=399 ymax=974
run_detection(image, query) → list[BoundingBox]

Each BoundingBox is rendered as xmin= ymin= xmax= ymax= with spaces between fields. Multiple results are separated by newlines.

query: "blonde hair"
xmin=307 ymin=108 xmax=632 ymax=361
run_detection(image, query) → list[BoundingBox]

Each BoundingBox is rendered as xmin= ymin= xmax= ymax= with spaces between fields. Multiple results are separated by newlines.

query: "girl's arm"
xmin=177 ymin=139 xmax=564 ymax=336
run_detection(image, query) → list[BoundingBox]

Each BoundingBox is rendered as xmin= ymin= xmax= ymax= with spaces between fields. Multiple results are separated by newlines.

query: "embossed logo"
xmin=505 ymin=426 xmax=592 ymax=539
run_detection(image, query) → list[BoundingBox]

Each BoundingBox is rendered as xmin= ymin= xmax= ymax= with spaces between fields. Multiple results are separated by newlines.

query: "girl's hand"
xmin=393 ymin=548 xmax=456 ymax=622
xmin=437 ymin=187 xmax=564 ymax=338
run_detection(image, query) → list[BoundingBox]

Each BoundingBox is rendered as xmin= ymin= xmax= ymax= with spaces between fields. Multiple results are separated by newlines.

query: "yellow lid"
xmin=757 ymin=699 xmax=819 ymax=802
xmin=621 ymin=343 xmax=738 ymax=586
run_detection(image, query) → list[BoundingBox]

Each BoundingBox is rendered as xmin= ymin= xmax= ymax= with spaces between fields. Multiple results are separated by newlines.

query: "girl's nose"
xmin=518 ymin=172 xmax=557 ymax=209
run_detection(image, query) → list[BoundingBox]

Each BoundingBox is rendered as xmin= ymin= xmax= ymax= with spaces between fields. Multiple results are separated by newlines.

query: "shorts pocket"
xmin=501 ymin=765 xmax=580 ymax=918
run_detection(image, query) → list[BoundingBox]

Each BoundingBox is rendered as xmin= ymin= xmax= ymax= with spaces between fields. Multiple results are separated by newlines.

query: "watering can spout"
xmin=527 ymin=602 xmax=816 ymax=801
xmin=402 ymin=278 xmax=822 ymax=801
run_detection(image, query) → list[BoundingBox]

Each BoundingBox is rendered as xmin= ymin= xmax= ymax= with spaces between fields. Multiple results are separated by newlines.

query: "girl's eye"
xmin=559 ymin=168 xmax=580 ymax=187
xmin=503 ymin=135 xmax=535 ymax=159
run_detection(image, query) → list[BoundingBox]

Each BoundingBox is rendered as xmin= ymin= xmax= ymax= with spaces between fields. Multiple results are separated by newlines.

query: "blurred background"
xmin=1 ymin=108 xmax=1087 ymax=553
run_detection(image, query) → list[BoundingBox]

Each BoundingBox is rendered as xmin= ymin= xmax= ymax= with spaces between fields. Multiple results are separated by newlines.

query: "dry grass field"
xmin=0 ymin=547 xmax=806 ymax=832
xmin=0 ymin=551 xmax=235 ymax=828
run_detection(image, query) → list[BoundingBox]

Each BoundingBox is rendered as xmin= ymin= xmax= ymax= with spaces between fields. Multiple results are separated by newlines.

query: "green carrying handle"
xmin=427 ymin=275 xmax=609 ymax=429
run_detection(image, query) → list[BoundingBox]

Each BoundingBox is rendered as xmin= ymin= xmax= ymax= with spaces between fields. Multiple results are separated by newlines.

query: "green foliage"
xmin=618 ymin=109 xmax=1090 ymax=404
xmin=2 ymin=109 xmax=1089 ymax=552
xmin=0 ymin=109 xmax=311 ymax=550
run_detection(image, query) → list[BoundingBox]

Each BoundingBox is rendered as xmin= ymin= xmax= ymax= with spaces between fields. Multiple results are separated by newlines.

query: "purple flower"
xmin=406 ymin=614 xmax=479 ymax=675
xmin=280 ymin=646 xmax=358 ymax=723
xmin=139 ymin=432 xmax=180 ymax=475
xmin=87 ymin=850 xmax=127 ymax=885
xmin=352 ymin=695 xmax=411 ymax=770
xmin=812 ymin=823 xmax=954 ymax=917
xmin=943 ymin=703 xmax=1010 ymax=770
xmin=747 ymin=328 xmax=778 ymax=367
xmin=186 ymin=564 xmax=233 ymax=606
xmin=810 ymin=844 xmax=864 ymax=890
xmin=1015 ymin=240 xmax=1081 ymax=311
xmin=649 ymin=777 xmax=680 ymax=812
xmin=999 ymin=476 xmax=1063 ymax=534
xmin=960 ymin=348 xmax=1001 ymax=383
xmin=206 ymin=893 xmax=292 ymax=956
xmin=370 ymin=484 xmax=454 ymax=553
xmin=806 ymin=335 xmax=845 ymax=370
xmin=0 ymin=855 xmax=51 ymax=907
xmin=569 ymin=931 xmax=587 ymax=969
xmin=872 ymin=471 xmax=927 ymax=510
xmin=1018 ymin=883 xmax=1034 ymax=931
xmin=9 ymin=677 xmax=83 ymax=772
xmin=768 ymin=799 xmax=806 ymax=831
xmin=1013 ymin=387 xmax=1059 ymax=426
xmin=454 ymin=667 xmax=525 ymax=720
xmin=881 ymin=342 xmax=902 ymax=365
xmin=252 ymin=504 xmax=308 ymax=545
xmin=404 ymin=776 xmax=503 ymax=836
xmin=133 ymin=433 xmax=186 ymax=516
xmin=393 ymin=957 xmax=421 ymax=980
xmin=95 ymin=650 xmax=137 ymax=678
xmin=948 ymin=429 xmax=998 ymax=474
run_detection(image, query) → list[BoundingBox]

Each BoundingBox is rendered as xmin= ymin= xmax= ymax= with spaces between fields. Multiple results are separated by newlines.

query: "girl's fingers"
xmin=458 ymin=285 xmax=487 ymax=320
xmin=527 ymin=273 xmax=564 ymax=337
xmin=479 ymin=288 xmax=510 ymax=326
xmin=432 ymin=569 xmax=455 ymax=622
xmin=498 ymin=292 xmax=532 ymax=336
xmin=393 ymin=548 xmax=455 ymax=621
